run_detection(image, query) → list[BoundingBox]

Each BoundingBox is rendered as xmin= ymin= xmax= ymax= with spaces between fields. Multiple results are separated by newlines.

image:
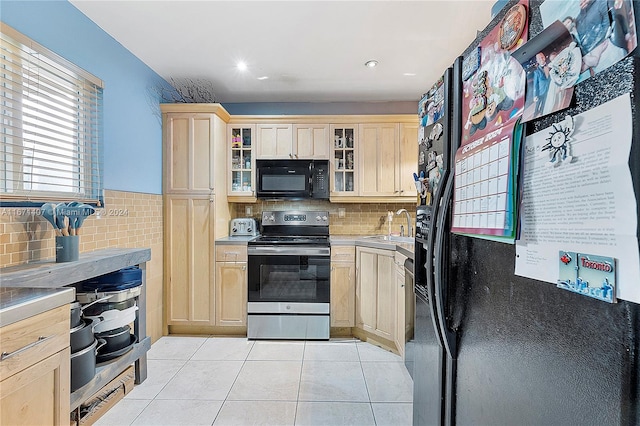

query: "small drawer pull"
xmin=1 ymin=335 xmax=54 ymax=361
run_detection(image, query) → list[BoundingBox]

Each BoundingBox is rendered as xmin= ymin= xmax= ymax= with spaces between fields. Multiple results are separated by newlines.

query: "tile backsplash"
xmin=233 ymin=200 xmax=416 ymax=236
xmin=0 ymin=190 xmax=164 ymax=342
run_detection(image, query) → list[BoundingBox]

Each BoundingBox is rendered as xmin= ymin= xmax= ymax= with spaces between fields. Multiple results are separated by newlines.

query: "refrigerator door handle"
xmin=434 ymin=171 xmax=457 ymax=359
xmin=425 ymin=186 xmax=446 ymax=348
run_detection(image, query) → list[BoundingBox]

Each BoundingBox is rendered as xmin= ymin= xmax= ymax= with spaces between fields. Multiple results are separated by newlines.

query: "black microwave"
xmin=256 ymin=159 xmax=329 ymax=200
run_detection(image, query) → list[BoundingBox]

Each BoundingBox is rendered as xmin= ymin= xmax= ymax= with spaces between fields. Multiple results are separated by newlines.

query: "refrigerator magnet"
xmin=462 ymin=47 xmax=481 ymax=81
xmin=542 ymin=115 xmax=575 ymax=167
xmin=499 ymin=3 xmax=527 ymax=51
xmin=557 ymin=251 xmax=616 ymax=303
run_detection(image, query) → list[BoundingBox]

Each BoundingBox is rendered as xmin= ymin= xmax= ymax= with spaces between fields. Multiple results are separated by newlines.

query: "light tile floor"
xmin=95 ymin=336 xmax=413 ymax=426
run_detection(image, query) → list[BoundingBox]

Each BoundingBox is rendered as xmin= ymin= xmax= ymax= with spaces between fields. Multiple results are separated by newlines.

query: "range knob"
xmin=321 ymin=216 xmax=328 ymax=221
xmin=268 ymin=214 xmax=275 ymax=222
xmin=316 ymin=215 xmax=322 ymax=221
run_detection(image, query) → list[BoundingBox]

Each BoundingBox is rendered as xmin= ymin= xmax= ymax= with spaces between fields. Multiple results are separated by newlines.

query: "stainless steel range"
xmin=247 ymin=210 xmax=330 ymax=340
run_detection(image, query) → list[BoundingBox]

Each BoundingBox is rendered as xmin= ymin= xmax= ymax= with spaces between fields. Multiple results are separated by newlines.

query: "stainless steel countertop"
xmin=0 ymin=286 xmax=75 ymax=327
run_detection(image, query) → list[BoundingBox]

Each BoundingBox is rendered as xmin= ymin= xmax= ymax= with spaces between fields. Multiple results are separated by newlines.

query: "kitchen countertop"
xmin=214 ymin=235 xmax=413 ymax=258
xmin=0 ymin=248 xmax=151 ymax=288
xmin=215 ymin=236 xmax=258 ymax=245
xmin=0 ymin=286 xmax=75 ymax=327
xmin=331 ymin=236 xmax=414 ymax=259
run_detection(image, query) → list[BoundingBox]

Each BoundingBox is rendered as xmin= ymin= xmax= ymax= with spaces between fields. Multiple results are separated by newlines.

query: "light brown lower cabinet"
xmin=330 ymin=246 xmax=356 ymax=327
xmin=215 ymin=244 xmax=248 ymax=327
xmin=165 ymin=194 xmax=216 ymax=325
xmin=0 ymin=305 xmax=70 ymax=425
xmin=394 ymin=251 xmax=415 ymax=357
xmin=356 ymin=246 xmax=397 ymax=342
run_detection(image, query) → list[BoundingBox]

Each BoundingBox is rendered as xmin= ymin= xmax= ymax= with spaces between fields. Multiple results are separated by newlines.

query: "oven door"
xmin=247 ymin=246 xmax=330 ymax=310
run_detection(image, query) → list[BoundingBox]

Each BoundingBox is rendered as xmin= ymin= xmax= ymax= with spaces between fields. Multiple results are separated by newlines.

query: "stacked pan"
xmin=69 ymin=301 xmax=104 ymax=392
xmin=82 ymin=296 xmax=138 ymax=362
xmin=69 ymin=267 xmax=142 ymax=391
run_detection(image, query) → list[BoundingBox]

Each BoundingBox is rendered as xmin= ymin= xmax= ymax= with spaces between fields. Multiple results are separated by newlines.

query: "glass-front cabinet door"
xmin=330 ymin=125 xmax=357 ymax=197
xmin=228 ymin=124 xmax=256 ymax=201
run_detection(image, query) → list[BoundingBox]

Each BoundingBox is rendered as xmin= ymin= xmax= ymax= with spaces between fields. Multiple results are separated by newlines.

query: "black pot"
xmin=96 ymin=335 xmax=137 ymax=363
xmin=81 ymin=298 xmax=136 ymax=317
xmin=70 ymin=301 xmax=82 ymax=329
xmin=95 ymin=325 xmax=131 ymax=354
xmin=70 ymin=318 xmax=95 ymax=353
xmin=70 ymin=338 xmax=105 ymax=392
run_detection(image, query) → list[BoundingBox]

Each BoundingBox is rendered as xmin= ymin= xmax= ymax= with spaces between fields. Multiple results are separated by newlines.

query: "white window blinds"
xmin=0 ymin=23 xmax=104 ymax=206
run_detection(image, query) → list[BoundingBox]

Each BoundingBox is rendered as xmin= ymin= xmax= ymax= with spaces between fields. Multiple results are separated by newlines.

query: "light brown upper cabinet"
xmin=358 ymin=123 xmax=400 ymax=197
xmin=292 ymin=124 xmax=330 ymax=159
xmin=330 ymin=125 xmax=358 ymax=198
xmin=164 ymin=113 xmax=216 ymax=194
xmin=255 ymin=124 xmax=293 ymax=159
xmin=228 ymin=124 xmax=257 ymax=202
xmin=357 ymin=122 xmax=419 ymax=202
xmin=398 ymin=122 xmax=420 ymax=197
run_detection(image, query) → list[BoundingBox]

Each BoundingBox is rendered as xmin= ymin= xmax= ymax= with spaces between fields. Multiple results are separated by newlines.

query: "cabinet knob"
xmin=242 ymin=266 xmax=246 ymax=271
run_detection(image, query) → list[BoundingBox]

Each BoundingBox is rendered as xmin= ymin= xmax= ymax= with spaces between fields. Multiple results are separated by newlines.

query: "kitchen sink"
xmin=362 ymin=235 xmax=414 ymax=244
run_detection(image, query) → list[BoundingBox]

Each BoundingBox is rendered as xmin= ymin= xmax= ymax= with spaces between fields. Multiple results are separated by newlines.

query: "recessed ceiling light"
xmin=257 ymin=76 xmax=269 ymax=80
xmin=364 ymin=60 xmax=378 ymax=68
xmin=237 ymin=61 xmax=248 ymax=72
xmin=403 ymin=73 xmax=416 ymax=76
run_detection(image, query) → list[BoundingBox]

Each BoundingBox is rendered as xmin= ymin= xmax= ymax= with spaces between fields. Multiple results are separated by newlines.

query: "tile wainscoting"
xmin=0 ymin=190 xmax=164 ymax=342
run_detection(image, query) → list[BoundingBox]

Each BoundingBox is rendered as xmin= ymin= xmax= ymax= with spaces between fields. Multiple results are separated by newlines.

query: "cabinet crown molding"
xmin=161 ymin=103 xmax=231 ymax=122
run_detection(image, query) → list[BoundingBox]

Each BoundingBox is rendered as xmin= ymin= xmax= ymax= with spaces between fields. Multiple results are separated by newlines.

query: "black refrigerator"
xmin=412 ymin=1 xmax=640 ymax=425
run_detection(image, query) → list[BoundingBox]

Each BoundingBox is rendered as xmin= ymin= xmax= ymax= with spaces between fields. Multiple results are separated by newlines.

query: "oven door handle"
xmin=248 ymin=246 xmax=330 ymax=256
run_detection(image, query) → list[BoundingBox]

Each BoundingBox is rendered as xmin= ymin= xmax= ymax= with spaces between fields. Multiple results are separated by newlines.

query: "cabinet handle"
xmin=394 ymin=190 xmax=400 ymax=194
xmin=1 ymin=335 xmax=54 ymax=361
xmin=242 ymin=266 xmax=247 ymax=271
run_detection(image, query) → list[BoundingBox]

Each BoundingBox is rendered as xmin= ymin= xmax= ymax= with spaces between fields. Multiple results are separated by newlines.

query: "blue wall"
xmin=2 ymin=0 xmax=169 ymax=195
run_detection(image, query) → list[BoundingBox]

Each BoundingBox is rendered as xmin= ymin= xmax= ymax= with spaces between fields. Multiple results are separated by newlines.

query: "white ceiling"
xmin=70 ymin=0 xmax=495 ymax=103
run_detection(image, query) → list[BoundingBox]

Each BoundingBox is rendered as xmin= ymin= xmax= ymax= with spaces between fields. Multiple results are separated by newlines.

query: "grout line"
xmin=213 ymin=337 xmax=254 ymax=423
xmin=292 ymin=340 xmax=307 ymax=425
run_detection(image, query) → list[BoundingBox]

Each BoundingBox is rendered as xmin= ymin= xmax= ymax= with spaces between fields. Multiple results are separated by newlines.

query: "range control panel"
xmin=262 ymin=211 xmax=329 ymax=226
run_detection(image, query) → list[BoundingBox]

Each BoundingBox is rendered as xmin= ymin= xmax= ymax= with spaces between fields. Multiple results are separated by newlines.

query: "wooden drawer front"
xmin=331 ymin=246 xmax=355 ymax=261
xmin=215 ymin=245 xmax=248 ymax=262
xmin=0 ymin=305 xmax=70 ymax=381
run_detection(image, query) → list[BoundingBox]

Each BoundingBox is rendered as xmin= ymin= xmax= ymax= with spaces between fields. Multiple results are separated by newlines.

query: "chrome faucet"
xmin=396 ymin=208 xmax=413 ymax=238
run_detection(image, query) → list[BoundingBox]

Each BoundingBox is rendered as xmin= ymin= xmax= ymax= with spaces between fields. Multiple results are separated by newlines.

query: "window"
xmin=0 ymin=23 xmax=104 ymax=206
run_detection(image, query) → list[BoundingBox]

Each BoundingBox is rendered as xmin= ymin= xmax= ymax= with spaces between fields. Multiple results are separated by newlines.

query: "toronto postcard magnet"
xmin=557 ymin=251 xmax=616 ymax=303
